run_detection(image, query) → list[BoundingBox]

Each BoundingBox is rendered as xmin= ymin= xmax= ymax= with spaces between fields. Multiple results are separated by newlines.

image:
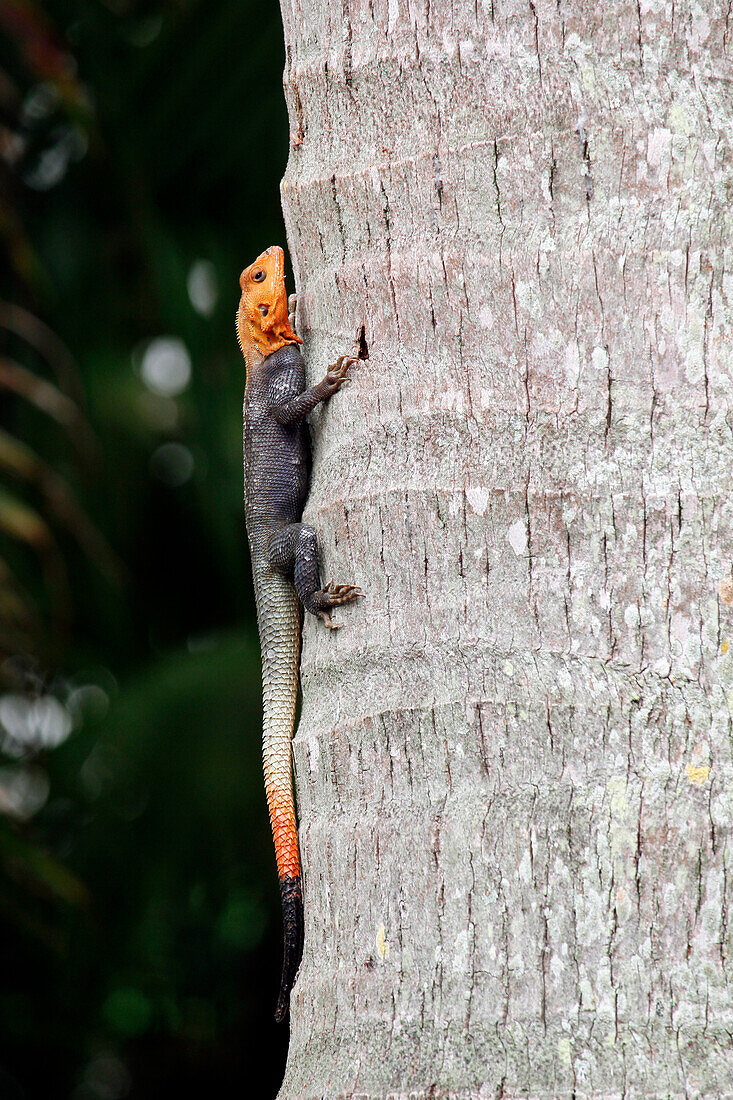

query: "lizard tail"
xmin=256 ymin=566 xmax=304 ymax=1022
xmin=274 ymin=875 xmax=304 ymax=1023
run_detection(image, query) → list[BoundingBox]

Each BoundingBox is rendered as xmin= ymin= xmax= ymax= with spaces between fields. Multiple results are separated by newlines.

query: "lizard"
xmin=237 ymin=245 xmax=362 ymax=1022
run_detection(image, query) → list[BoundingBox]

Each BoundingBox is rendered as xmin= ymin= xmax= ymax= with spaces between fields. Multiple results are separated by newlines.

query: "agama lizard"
xmin=237 ymin=245 xmax=362 ymax=1021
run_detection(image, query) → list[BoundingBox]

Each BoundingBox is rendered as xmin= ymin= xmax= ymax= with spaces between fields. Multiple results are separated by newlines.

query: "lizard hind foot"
xmin=274 ymin=874 xmax=304 ymax=1023
xmin=315 ymin=583 xmax=364 ymax=630
xmin=321 ymin=581 xmax=364 ymax=605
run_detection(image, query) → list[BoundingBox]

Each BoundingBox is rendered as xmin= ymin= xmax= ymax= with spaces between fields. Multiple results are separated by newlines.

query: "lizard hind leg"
xmin=291 ymin=525 xmax=362 ymax=629
xmin=267 ymin=523 xmax=363 ymax=627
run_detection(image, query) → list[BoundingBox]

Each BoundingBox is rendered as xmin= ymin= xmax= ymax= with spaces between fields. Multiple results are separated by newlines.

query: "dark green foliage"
xmin=0 ymin=1 xmax=292 ymax=1095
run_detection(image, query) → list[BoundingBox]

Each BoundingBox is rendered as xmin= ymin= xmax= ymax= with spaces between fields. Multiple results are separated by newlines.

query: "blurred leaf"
xmin=0 ymin=486 xmax=70 ymax=626
xmin=0 ymin=428 xmax=124 ymax=584
xmin=0 ymin=0 xmax=292 ymax=1093
xmin=0 ymin=0 xmax=90 ymax=117
xmin=0 ymin=824 xmax=89 ymax=908
xmin=0 ymin=554 xmax=40 ymax=646
xmin=0 ymin=298 xmax=85 ymax=403
xmin=0 ymin=355 xmax=95 ymax=455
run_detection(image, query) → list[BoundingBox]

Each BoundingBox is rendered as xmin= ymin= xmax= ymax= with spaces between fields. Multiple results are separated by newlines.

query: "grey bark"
xmin=276 ymin=1 xmax=733 ymax=1095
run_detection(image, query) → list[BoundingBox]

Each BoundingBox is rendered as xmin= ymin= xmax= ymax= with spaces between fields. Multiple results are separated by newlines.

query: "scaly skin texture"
xmin=238 ymin=246 xmax=362 ymax=1022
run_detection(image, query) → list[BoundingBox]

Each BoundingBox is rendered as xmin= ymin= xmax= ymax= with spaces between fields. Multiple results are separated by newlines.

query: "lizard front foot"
xmin=319 ymin=355 xmax=358 ymax=399
xmin=316 ymin=582 xmax=364 ymax=629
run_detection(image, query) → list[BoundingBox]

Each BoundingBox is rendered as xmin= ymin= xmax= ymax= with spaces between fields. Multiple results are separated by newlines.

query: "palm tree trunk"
xmin=277 ymin=0 xmax=733 ymax=1094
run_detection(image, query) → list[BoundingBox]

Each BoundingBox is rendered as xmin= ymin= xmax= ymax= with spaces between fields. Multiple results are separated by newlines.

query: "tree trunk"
xmin=277 ymin=1 xmax=733 ymax=1095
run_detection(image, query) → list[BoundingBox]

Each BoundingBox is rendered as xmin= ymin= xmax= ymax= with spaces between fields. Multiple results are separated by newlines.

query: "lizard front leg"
xmin=272 ymin=354 xmax=358 ymax=425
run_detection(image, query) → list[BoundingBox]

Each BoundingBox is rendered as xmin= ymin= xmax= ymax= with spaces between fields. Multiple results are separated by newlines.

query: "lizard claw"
xmin=320 ymin=582 xmax=364 ymax=607
xmin=288 ymin=293 xmax=298 ymax=333
xmin=321 ymin=354 xmax=358 ymax=397
xmin=315 ymin=583 xmax=364 ymax=629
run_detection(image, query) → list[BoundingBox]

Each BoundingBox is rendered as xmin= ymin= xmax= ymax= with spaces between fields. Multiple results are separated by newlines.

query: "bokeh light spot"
xmin=80 ymin=1052 xmax=131 ymax=1100
xmin=102 ymin=988 xmax=153 ymax=1038
xmin=67 ymin=684 xmax=110 ymax=725
xmin=150 ymin=442 xmax=194 ymax=487
xmin=0 ymin=694 xmax=73 ymax=753
xmin=216 ymin=890 xmax=266 ymax=950
xmin=0 ymin=767 xmax=50 ymax=820
xmin=187 ymin=260 xmax=218 ymax=317
xmin=139 ymin=337 xmax=191 ymax=397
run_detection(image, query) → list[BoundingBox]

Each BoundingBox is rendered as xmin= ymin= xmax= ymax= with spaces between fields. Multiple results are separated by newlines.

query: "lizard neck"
xmin=237 ymin=311 xmax=301 ymax=388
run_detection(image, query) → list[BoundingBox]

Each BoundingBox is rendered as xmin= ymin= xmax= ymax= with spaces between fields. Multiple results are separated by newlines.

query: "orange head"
xmin=236 ymin=245 xmax=302 ymax=370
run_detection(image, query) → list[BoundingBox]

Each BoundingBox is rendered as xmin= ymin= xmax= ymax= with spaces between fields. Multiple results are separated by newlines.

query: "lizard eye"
xmin=253 ymin=270 xmax=265 ymax=282
xmin=259 ymin=304 xmax=269 ymax=316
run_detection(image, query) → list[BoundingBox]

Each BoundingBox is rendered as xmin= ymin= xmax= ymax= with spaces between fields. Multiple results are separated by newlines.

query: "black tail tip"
xmin=274 ymin=874 xmax=303 ymax=1023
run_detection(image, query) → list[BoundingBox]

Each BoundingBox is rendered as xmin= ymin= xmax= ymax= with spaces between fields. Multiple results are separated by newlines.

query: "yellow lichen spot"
xmin=667 ymin=102 xmax=691 ymax=137
xmin=685 ymin=763 xmax=710 ymax=785
xmin=722 ymin=640 xmax=729 ymax=655
xmin=557 ymin=1035 xmax=573 ymax=1067
xmin=376 ymin=923 xmax=389 ymax=960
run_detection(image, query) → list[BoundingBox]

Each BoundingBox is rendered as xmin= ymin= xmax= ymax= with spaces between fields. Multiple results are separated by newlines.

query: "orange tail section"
xmin=264 ymin=769 xmax=304 ymax=1021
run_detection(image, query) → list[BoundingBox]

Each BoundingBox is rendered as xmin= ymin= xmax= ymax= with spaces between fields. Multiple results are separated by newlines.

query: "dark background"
xmin=0 ymin=1 xmax=292 ymax=1096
